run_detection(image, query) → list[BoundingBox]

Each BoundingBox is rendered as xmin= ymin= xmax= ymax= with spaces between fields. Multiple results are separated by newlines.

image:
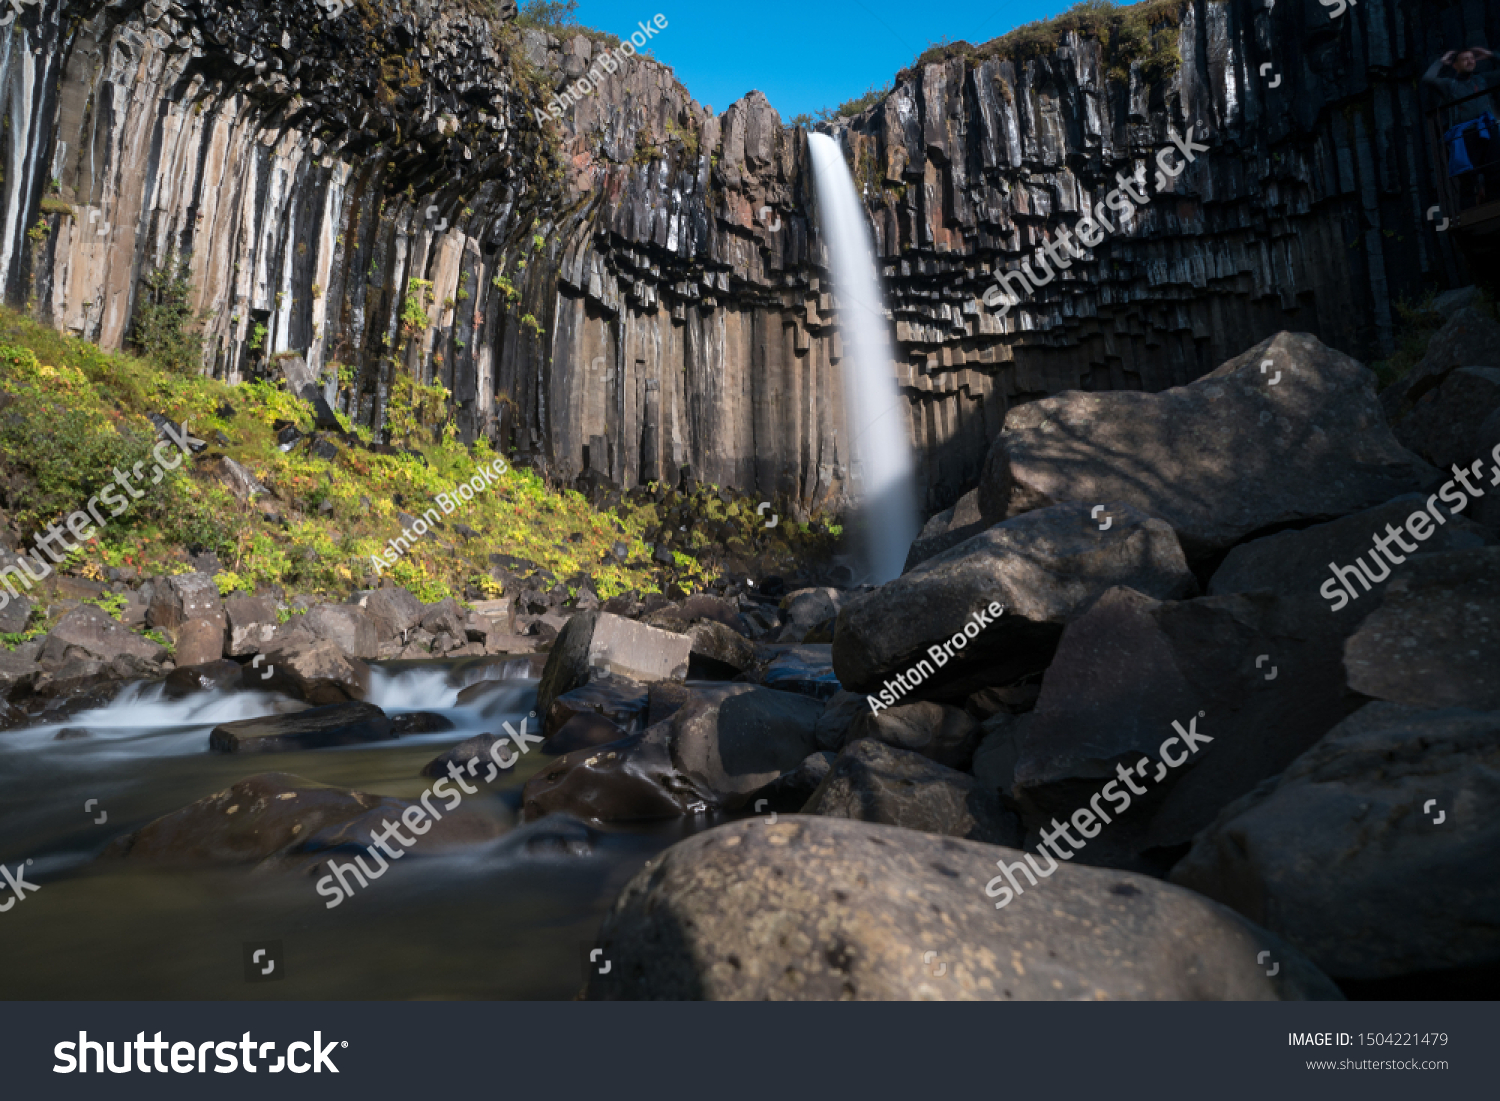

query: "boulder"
xmin=39 ymin=605 xmax=168 ymax=666
xmin=1006 ymin=586 xmax=1358 ymax=862
xmin=746 ymin=750 xmax=837 ymax=814
xmin=303 ymin=604 xmax=379 ymax=660
xmin=205 ymin=454 xmax=269 ymax=502
xmin=773 ymin=587 xmax=843 ymax=643
xmin=249 ymin=639 xmax=369 ymax=704
xmin=420 ymin=733 xmax=510 ymax=779
xmin=360 ymin=587 xmax=424 ymax=642
xmin=979 ymin=332 xmax=1438 ymax=558
xmin=832 ymin=501 xmax=1195 ymax=699
xmin=541 ymin=712 xmax=629 ymax=755
xmin=0 ymin=592 xmax=32 ymax=635
xmin=162 ymin=659 xmax=243 ymax=699
xmin=146 ymin=572 xmax=223 ymax=633
xmin=419 ymin=597 xmax=468 ymax=641
xmin=1392 ymin=367 xmax=1500 ymax=469
xmin=844 ymin=701 xmax=984 ymax=769
xmin=1343 ymin=547 xmax=1500 ymax=710
xmin=813 ymin=690 xmax=867 ymax=752
xmin=101 ymin=773 xmax=407 ymax=866
xmin=545 ymin=677 xmax=649 ymax=738
xmin=523 ymin=735 xmax=714 ymax=822
xmin=1380 ymin=307 xmax=1500 ymax=420
xmin=209 ymin=701 xmax=394 ymax=753
xmin=0 ymin=650 xmax=40 ymax=695
xmin=585 ymin=816 xmax=1341 ymax=1000
xmin=224 ymin=594 xmax=278 ymax=657
xmin=525 ymin=685 xmax=822 ymax=820
xmin=173 ymin=617 xmax=226 ymax=666
xmin=804 ymin=738 xmax=1021 ymax=844
xmin=686 ymin=620 xmax=756 ymax=676
xmin=389 ymin=711 xmax=456 ymax=735
xmin=1171 ymin=702 xmax=1500 ymax=985
xmin=1207 ymin=493 xmax=1493 ymax=629
xmin=904 ymin=490 xmax=990 ymax=572
xmin=535 ymin=611 xmax=691 ymax=718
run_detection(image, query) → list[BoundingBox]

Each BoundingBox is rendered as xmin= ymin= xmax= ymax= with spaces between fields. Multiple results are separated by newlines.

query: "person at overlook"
xmin=1423 ymin=46 xmax=1500 ymax=209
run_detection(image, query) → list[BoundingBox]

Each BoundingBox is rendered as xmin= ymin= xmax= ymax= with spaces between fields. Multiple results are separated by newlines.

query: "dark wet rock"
xmin=303 ymin=604 xmax=379 ymax=660
xmin=746 ymin=750 xmax=837 ymax=813
xmin=484 ymin=813 xmax=601 ymax=861
xmin=963 ymin=683 xmax=1040 ymax=720
xmin=100 ymin=773 xmax=408 ymax=866
xmin=544 ymin=677 xmax=649 ymax=739
xmin=1343 ymin=548 xmax=1500 ymax=710
xmin=38 ymin=605 xmax=168 ymax=667
xmin=646 ymin=681 xmax=689 ymax=726
xmin=971 ymin=713 xmax=1020 ymax=800
xmin=209 ymin=701 xmax=393 ymax=753
xmin=761 ymin=645 xmax=842 ymax=700
xmin=224 ymin=594 xmax=278 ymax=657
xmin=541 ymin=712 xmax=628 ymax=755
xmin=250 ymin=639 xmax=370 ymax=704
xmin=1207 ymin=493 xmax=1493 ymax=628
xmin=773 ymin=587 xmax=843 ymax=644
xmin=686 ymin=620 xmax=756 ymax=676
xmin=53 ymin=726 xmax=89 ymax=740
xmin=980 ymin=332 xmax=1438 ymax=558
xmin=163 ymin=659 xmax=244 ymax=699
xmin=813 ymin=690 xmax=867 ymax=751
xmin=420 ymin=732 xmax=509 ymax=779
xmin=654 ymin=685 xmax=823 ymax=808
xmin=146 ymin=572 xmax=223 ymax=635
xmin=536 ymin=611 xmax=690 ymax=718
xmin=1007 ymin=586 xmax=1359 ymax=862
xmin=804 ymin=738 xmax=1020 ymax=844
xmin=1393 ymin=367 xmax=1500 ymax=470
xmin=586 ymin=816 xmax=1341 ymax=1000
xmin=832 ymin=502 xmax=1194 ymax=699
xmin=845 ymin=701 xmax=984 ymax=770
xmin=1171 ymin=702 xmax=1500 ymax=984
xmin=1380 ymin=308 xmax=1500 ymax=421
xmin=523 ymin=734 xmax=713 ymax=823
xmin=390 ymin=710 xmax=457 ymax=736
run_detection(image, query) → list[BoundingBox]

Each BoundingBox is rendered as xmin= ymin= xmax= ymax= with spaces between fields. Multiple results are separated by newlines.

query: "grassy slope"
xmin=0 ymin=305 xmax=809 ymax=634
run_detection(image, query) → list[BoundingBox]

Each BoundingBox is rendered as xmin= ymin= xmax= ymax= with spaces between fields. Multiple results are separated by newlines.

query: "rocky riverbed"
xmin=3 ymin=303 xmax=1497 ymax=999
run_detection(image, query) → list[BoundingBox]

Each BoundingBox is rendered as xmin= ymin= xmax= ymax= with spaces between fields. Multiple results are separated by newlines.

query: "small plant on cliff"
xmin=401 ymin=279 xmax=433 ymax=335
xmin=491 ymin=273 xmax=520 ymax=306
xmin=27 ymin=217 xmax=49 ymax=243
xmin=131 ymin=260 xmax=207 ymax=375
xmin=520 ymin=313 xmax=544 ymax=336
xmin=248 ymin=323 xmax=268 ymax=352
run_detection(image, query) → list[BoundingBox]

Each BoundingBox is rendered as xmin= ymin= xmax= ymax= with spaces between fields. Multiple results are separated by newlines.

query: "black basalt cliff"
xmin=1 ymin=0 xmax=1489 ymax=513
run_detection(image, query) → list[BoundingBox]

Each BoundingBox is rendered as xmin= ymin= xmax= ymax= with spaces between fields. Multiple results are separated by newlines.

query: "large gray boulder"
xmin=1007 ymin=586 xmax=1359 ymax=861
xmin=359 ymin=587 xmax=424 ymax=642
xmin=978 ymin=332 xmax=1438 ymax=558
xmin=303 ymin=604 xmax=380 ymax=660
xmin=1208 ymin=493 xmax=1493 ymax=627
xmin=1343 ymin=547 xmax=1500 ymax=710
xmin=843 ymin=700 xmax=984 ymax=769
xmin=536 ymin=611 xmax=691 ymax=718
xmin=224 ymin=594 xmax=278 ymax=657
xmin=586 ymin=816 xmax=1341 ymax=1000
xmin=247 ymin=638 xmax=369 ymax=704
xmin=146 ymin=571 xmax=223 ymax=633
xmin=39 ymin=605 xmax=168 ymax=667
xmin=1171 ymin=702 xmax=1500 ymax=983
xmin=1392 ymin=367 xmax=1500 ymax=470
xmin=803 ymin=738 xmax=1020 ymax=844
xmin=832 ymin=501 xmax=1195 ymax=698
xmin=1380 ymin=307 xmax=1500 ymax=420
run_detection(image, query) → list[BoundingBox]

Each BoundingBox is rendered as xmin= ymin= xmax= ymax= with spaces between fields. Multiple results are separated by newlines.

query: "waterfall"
xmin=808 ymin=132 xmax=918 ymax=584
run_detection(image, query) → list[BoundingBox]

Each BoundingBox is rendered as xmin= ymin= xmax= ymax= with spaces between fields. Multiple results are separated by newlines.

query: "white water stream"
xmin=808 ymin=131 xmax=919 ymax=583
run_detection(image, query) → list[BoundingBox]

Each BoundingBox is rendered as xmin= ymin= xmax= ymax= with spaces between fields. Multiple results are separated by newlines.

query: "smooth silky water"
xmin=0 ymin=660 xmax=719 ymax=999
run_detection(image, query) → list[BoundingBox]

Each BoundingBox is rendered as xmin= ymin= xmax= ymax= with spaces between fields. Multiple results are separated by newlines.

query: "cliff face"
xmin=2 ymin=0 xmax=1490 ymax=516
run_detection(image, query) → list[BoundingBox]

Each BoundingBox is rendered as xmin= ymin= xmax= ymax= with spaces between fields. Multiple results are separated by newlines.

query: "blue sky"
xmin=565 ymin=1 xmax=1081 ymax=119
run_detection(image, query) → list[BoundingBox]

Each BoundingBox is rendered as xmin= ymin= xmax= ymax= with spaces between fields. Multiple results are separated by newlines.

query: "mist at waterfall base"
xmin=808 ymin=132 xmax=919 ymax=585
